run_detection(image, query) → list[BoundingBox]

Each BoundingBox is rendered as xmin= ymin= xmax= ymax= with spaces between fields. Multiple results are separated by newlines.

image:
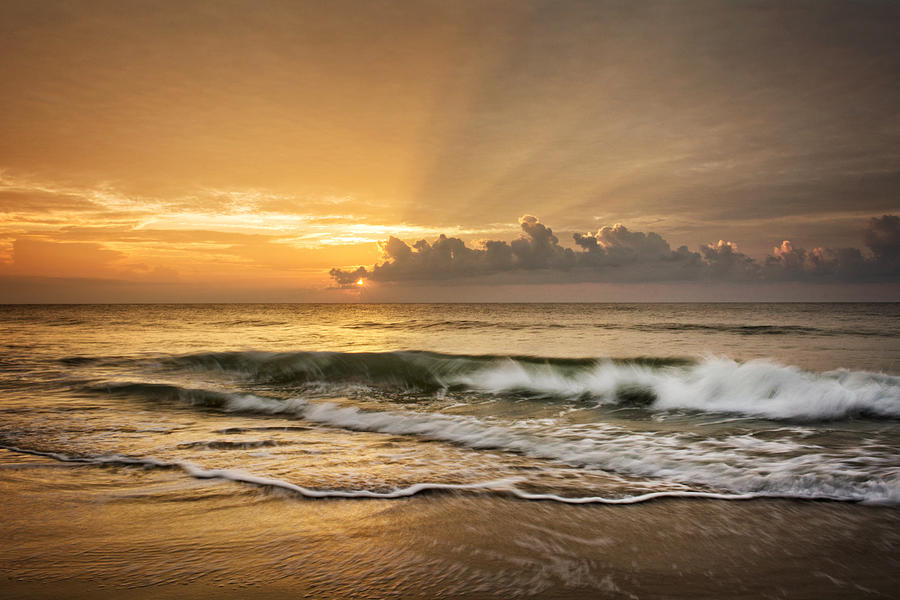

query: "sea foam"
xmin=85 ymin=383 xmax=900 ymax=504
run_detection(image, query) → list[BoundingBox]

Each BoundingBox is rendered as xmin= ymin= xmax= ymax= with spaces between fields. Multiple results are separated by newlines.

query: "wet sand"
xmin=2 ymin=455 xmax=898 ymax=599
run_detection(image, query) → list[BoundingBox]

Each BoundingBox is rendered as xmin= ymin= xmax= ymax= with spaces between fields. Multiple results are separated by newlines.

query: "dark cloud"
xmin=760 ymin=216 xmax=900 ymax=282
xmin=330 ymin=215 xmax=900 ymax=287
xmin=865 ymin=214 xmax=900 ymax=268
xmin=698 ymin=241 xmax=760 ymax=281
xmin=329 ymin=266 xmax=367 ymax=287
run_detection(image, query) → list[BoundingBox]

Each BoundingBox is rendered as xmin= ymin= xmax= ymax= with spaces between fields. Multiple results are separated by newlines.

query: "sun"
xmin=356 ymin=278 xmax=365 ymax=286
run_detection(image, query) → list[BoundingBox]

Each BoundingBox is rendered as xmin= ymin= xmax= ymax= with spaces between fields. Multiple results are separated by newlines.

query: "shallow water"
xmin=1 ymin=303 xmax=899 ymax=597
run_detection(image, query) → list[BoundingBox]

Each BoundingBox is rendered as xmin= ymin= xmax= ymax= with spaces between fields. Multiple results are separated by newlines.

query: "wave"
xmin=343 ymin=319 xmax=569 ymax=331
xmin=176 ymin=440 xmax=289 ymax=450
xmin=156 ymin=350 xmax=653 ymax=392
xmin=148 ymin=350 xmax=900 ymax=421
xmin=86 ymin=381 xmax=257 ymax=409
xmin=1 ymin=444 xmax=890 ymax=505
xmin=79 ymin=383 xmax=900 ymax=504
xmin=340 ymin=319 xmax=893 ymax=337
xmin=628 ymin=323 xmax=856 ymax=336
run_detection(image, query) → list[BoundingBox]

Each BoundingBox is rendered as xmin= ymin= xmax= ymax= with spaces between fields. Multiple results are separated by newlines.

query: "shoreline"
xmin=3 ymin=460 xmax=898 ymax=599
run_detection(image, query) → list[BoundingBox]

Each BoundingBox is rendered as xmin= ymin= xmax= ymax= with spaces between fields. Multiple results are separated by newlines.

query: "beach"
xmin=4 ymin=445 xmax=898 ymax=599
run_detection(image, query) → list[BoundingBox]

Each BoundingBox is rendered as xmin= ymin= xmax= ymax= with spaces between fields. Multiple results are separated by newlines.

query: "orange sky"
xmin=1 ymin=1 xmax=898 ymax=301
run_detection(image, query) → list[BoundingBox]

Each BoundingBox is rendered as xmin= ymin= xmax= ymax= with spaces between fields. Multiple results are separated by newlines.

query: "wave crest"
xmin=149 ymin=350 xmax=900 ymax=421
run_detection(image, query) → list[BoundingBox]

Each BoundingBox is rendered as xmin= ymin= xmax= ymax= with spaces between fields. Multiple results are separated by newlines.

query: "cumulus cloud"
xmin=700 ymin=240 xmax=760 ymax=281
xmin=330 ymin=215 xmax=900 ymax=287
xmin=763 ymin=215 xmax=900 ymax=281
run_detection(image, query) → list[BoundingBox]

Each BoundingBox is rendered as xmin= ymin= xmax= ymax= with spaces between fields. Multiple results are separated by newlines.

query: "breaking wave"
xmin=82 ymin=381 xmax=900 ymax=504
xmin=137 ymin=350 xmax=900 ymax=421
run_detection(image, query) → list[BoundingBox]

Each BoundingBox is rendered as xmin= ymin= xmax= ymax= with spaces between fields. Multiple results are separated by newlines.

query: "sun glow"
xmin=356 ymin=279 xmax=365 ymax=286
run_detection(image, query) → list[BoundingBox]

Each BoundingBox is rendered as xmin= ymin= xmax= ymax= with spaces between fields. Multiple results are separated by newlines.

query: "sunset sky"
xmin=1 ymin=0 xmax=898 ymax=302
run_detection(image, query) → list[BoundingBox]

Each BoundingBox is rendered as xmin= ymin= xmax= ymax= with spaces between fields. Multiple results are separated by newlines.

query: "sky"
xmin=1 ymin=0 xmax=898 ymax=302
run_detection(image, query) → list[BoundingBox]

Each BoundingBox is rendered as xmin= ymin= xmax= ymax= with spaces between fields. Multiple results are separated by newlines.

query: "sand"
xmin=2 ymin=459 xmax=898 ymax=599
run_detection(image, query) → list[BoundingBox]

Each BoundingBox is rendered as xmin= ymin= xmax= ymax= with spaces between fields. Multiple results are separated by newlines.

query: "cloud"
xmin=329 ymin=266 xmax=367 ymax=286
xmin=763 ymin=215 xmax=900 ymax=281
xmin=330 ymin=215 xmax=900 ymax=287
xmin=0 ymin=189 xmax=100 ymax=213
xmin=699 ymin=240 xmax=760 ymax=281
xmin=864 ymin=214 xmax=900 ymax=269
xmin=330 ymin=216 xmax=576 ymax=285
xmin=0 ymin=237 xmax=182 ymax=282
xmin=6 ymin=238 xmax=126 ymax=278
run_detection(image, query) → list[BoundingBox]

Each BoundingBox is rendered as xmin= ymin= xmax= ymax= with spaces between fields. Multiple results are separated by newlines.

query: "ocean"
xmin=1 ymin=303 xmax=898 ymax=598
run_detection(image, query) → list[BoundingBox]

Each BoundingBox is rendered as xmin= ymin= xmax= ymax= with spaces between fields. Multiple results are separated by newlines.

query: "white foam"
xmin=3 ymin=443 xmax=887 ymax=505
xmin=202 ymin=394 xmax=900 ymax=504
xmin=448 ymin=357 xmax=900 ymax=420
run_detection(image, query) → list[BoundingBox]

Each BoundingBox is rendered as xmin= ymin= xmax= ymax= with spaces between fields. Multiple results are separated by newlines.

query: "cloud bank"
xmin=331 ymin=215 xmax=900 ymax=287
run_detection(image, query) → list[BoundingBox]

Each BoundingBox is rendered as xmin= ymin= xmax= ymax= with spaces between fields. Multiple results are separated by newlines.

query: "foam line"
xmin=0 ymin=443 xmax=868 ymax=505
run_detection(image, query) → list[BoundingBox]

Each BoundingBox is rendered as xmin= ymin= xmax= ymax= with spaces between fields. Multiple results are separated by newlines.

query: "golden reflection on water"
xmin=4 ymin=303 xmax=899 ymax=371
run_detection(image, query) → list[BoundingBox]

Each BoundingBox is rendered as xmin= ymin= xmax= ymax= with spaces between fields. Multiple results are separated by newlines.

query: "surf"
xmin=99 ymin=350 xmax=900 ymax=421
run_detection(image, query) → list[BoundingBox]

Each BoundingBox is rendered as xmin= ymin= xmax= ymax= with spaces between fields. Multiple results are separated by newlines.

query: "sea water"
xmin=1 ymin=303 xmax=898 ymax=597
